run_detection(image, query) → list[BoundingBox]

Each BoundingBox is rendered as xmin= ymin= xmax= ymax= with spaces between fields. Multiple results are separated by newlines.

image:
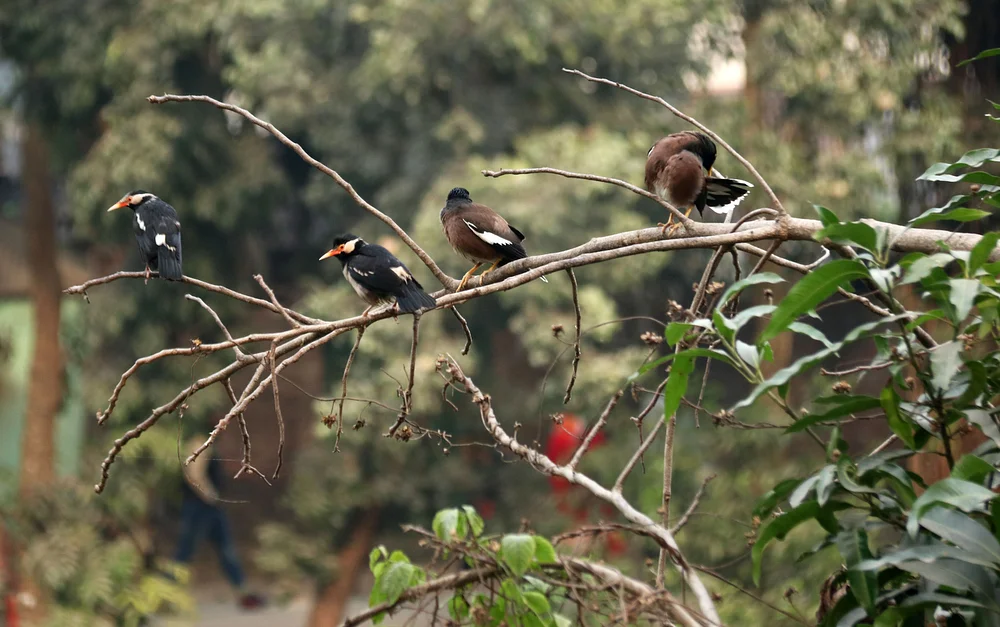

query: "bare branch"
xmin=563 ymin=269 xmax=583 ymax=404
xmin=268 ymin=342 xmax=285 ymax=480
xmin=614 ymin=379 xmax=669 ymax=492
xmin=443 ymin=355 xmax=721 ymax=625
xmin=65 ymin=271 xmax=320 ymax=325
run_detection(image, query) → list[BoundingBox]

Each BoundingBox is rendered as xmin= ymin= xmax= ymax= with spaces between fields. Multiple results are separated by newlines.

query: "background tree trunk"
xmin=308 ymin=508 xmax=380 ymax=627
xmin=16 ymin=120 xmax=62 ymax=626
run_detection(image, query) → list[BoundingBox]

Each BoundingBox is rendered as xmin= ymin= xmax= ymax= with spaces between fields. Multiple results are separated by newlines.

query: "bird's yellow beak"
xmin=319 ymin=246 xmax=342 ymax=261
xmin=107 ymin=198 xmax=129 ymax=212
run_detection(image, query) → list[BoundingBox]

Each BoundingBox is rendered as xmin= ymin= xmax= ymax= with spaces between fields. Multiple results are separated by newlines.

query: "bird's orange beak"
xmin=107 ymin=197 xmax=130 ymax=212
xmin=319 ymin=245 xmax=343 ymax=261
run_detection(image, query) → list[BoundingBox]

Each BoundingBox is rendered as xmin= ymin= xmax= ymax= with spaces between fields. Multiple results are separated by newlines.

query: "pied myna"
xmin=319 ymin=234 xmax=436 ymax=315
xmin=440 ymin=187 xmax=547 ymax=291
xmin=644 ymin=131 xmax=754 ymax=232
xmin=107 ymin=190 xmax=183 ymax=282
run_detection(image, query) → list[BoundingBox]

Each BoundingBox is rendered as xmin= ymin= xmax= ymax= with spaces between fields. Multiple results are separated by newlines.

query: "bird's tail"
xmin=157 ymin=248 xmax=183 ymax=281
xmin=396 ymin=284 xmax=437 ymax=313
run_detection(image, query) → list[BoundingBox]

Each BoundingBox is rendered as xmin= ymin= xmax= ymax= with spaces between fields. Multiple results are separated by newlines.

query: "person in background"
xmin=174 ymin=423 xmax=266 ymax=611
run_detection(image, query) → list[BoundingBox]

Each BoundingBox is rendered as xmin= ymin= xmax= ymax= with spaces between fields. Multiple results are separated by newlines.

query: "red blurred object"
xmin=5 ymin=594 xmax=18 ymax=627
xmin=544 ymin=415 xmax=623 ymax=555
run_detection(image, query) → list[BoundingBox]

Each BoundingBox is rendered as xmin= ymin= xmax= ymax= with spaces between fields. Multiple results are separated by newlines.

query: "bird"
xmin=319 ymin=234 xmax=436 ymax=316
xmin=644 ymin=131 xmax=754 ymax=232
xmin=439 ymin=187 xmax=547 ymax=291
xmin=107 ymin=190 xmax=183 ymax=282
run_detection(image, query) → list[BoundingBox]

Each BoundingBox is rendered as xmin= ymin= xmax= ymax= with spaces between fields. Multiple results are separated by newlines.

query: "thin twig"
xmin=224 ymin=378 xmax=270 ymax=485
xmin=615 ymin=417 xmax=665 ymax=493
xmin=564 ymin=269 xmax=583 ymax=404
xmin=386 ymin=314 xmax=422 ymax=438
xmin=333 ymin=327 xmax=366 ymax=451
xmin=449 ymin=306 xmax=473 ymax=355
xmin=671 ymin=474 xmax=717 ymax=534
xmin=254 ymin=274 xmax=300 ymax=329
xmin=567 ymin=390 xmax=624 ymax=471
xmin=268 ymin=342 xmax=285 ymax=480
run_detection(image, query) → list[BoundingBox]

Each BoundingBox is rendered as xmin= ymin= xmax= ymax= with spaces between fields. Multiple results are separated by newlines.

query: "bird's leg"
xmin=657 ymin=215 xmax=674 ymax=234
xmin=456 ymin=263 xmax=483 ymax=292
xmin=478 ymin=259 xmax=503 ymax=285
xmin=144 ymin=265 xmax=151 ymax=285
xmin=361 ymin=305 xmax=374 ymax=318
xmin=665 ymin=206 xmax=695 ymax=236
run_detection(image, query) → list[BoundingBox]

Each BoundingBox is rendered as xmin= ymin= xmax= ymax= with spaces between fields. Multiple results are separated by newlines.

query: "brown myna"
xmin=644 ymin=131 xmax=753 ymax=231
xmin=107 ymin=190 xmax=183 ymax=282
xmin=439 ymin=187 xmax=547 ymax=291
xmin=320 ymin=234 xmax=436 ymax=315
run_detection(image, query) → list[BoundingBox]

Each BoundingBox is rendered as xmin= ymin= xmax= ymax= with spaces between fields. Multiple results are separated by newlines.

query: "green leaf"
xmin=462 ymin=505 xmax=485 ymax=537
xmin=728 ymin=304 xmax=777 ymax=332
xmin=761 ymin=260 xmax=868 ymax=343
xmin=753 ymin=500 xmax=850 ymax=585
xmin=957 ymin=48 xmax=1000 ymax=67
xmin=909 ymin=207 xmax=991 ymax=227
xmin=734 ymin=314 xmax=912 ymax=410
xmin=554 ymin=614 xmax=572 ymax=627
xmin=966 ymin=410 xmax=1000 ymax=448
xmin=814 ymin=204 xmax=840 ymax=226
xmin=754 ymin=478 xmax=801 ymax=518
xmin=815 ymin=221 xmax=880 ymax=253
xmin=969 ymin=232 xmax=1000 ymax=274
xmin=369 ymin=545 xmax=388 ymax=572
xmin=929 ymin=340 xmax=964 ymax=393
xmin=433 ymin=508 xmax=460 ymax=541
xmin=917 ymin=168 xmax=1000 ymax=185
xmin=857 ymin=543 xmax=1000 ymax=571
xmin=837 ymin=530 xmax=877 ymax=614
xmin=662 ymin=354 xmax=694 ymax=421
xmin=665 ymin=321 xmax=703 ymax=346
xmin=787 ymin=396 xmax=880 ymax=433
xmin=501 ymin=534 xmax=536 ymax=577
xmin=836 ymin=458 xmax=878 ymax=496
xmin=951 ymin=454 xmax=995 ymax=484
xmin=448 ymin=595 xmax=470 ymax=621
xmin=735 ymin=340 xmax=760 ymax=369
xmin=920 ymin=507 xmax=1000 ymax=566
xmin=533 ymin=537 xmax=557 ymax=564
xmin=901 ymin=252 xmax=955 ymax=284
xmin=522 ymin=591 xmax=551 ymax=618
xmin=718 ymin=272 xmax=784 ymax=308
xmin=629 ymin=347 xmax=734 ymax=381
xmin=379 ymin=561 xmax=415 ymax=605
xmin=880 ymin=386 xmax=915 ymax=449
xmin=907 ymin=478 xmax=997 ymax=537
xmin=896 ymin=559 xmax=998 ymax=603
xmin=788 ymin=322 xmax=834 ymax=348
xmin=816 ymin=465 xmax=837 ymax=506
xmin=949 ymin=278 xmax=980 ymax=322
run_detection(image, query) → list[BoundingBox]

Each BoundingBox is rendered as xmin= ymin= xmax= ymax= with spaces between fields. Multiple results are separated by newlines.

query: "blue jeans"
xmin=174 ymin=496 xmax=245 ymax=588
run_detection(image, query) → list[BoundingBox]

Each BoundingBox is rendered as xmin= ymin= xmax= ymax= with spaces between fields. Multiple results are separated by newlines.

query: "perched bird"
xmin=439 ymin=187 xmax=547 ymax=291
xmin=107 ymin=190 xmax=183 ymax=282
xmin=319 ymin=234 xmax=436 ymax=315
xmin=644 ymin=131 xmax=754 ymax=232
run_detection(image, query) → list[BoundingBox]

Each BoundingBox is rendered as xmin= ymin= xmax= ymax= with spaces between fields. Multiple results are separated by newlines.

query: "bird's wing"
xmin=461 ymin=209 xmax=526 ymax=261
xmin=348 ymin=247 xmax=422 ymax=294
xmin=703 ymin=176 xmax=754 ymax=214
xmin=149 ymin=211 xmax=182 ymax=257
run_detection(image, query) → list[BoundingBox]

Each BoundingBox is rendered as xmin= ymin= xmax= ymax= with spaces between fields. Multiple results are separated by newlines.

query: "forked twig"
xmin=563 ymin=269 xmax=583 ymax=404
xmin=333 ymin=326 xmax=366 ymax=451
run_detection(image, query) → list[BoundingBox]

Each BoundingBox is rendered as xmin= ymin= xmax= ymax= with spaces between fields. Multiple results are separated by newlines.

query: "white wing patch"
xmin=391 ymin=266 xmax=412 ymax=282
xmin=136 ymin=215 xmax=146 ymax=231
xmin=155 ymin=233 xmax=177 ymax=252
xmin=350 ymin=267 xmax=374 ymax=277
xmin=464 ymin=220 xmax=512 ymax=246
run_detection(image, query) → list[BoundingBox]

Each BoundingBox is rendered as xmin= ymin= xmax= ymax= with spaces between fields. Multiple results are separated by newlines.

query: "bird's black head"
xmin=107 ymin=190 xmax=157 ymax=213
xmin=320 ymin=233 xmax=365 ymax=262
xmin=447 ymin=187 xmax=472 ymax=202
xmin=684 ymin=133 xmax=718 ymax=173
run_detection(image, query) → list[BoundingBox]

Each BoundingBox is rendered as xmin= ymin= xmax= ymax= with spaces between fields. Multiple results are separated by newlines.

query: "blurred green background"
xmin=0 ymin=0 xmax=998 ymax=625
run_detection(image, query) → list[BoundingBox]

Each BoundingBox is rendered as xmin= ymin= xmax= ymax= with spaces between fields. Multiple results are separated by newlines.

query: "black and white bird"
xmin=107 ymin=190 xmax=183 ymax=282
xmin=644 ymin=132 xmax=754 ymax=231
xmin=319 ymin=234 xmax=436 ymax=315
xmin=439 ymin=187 xmax=547 ymax=291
